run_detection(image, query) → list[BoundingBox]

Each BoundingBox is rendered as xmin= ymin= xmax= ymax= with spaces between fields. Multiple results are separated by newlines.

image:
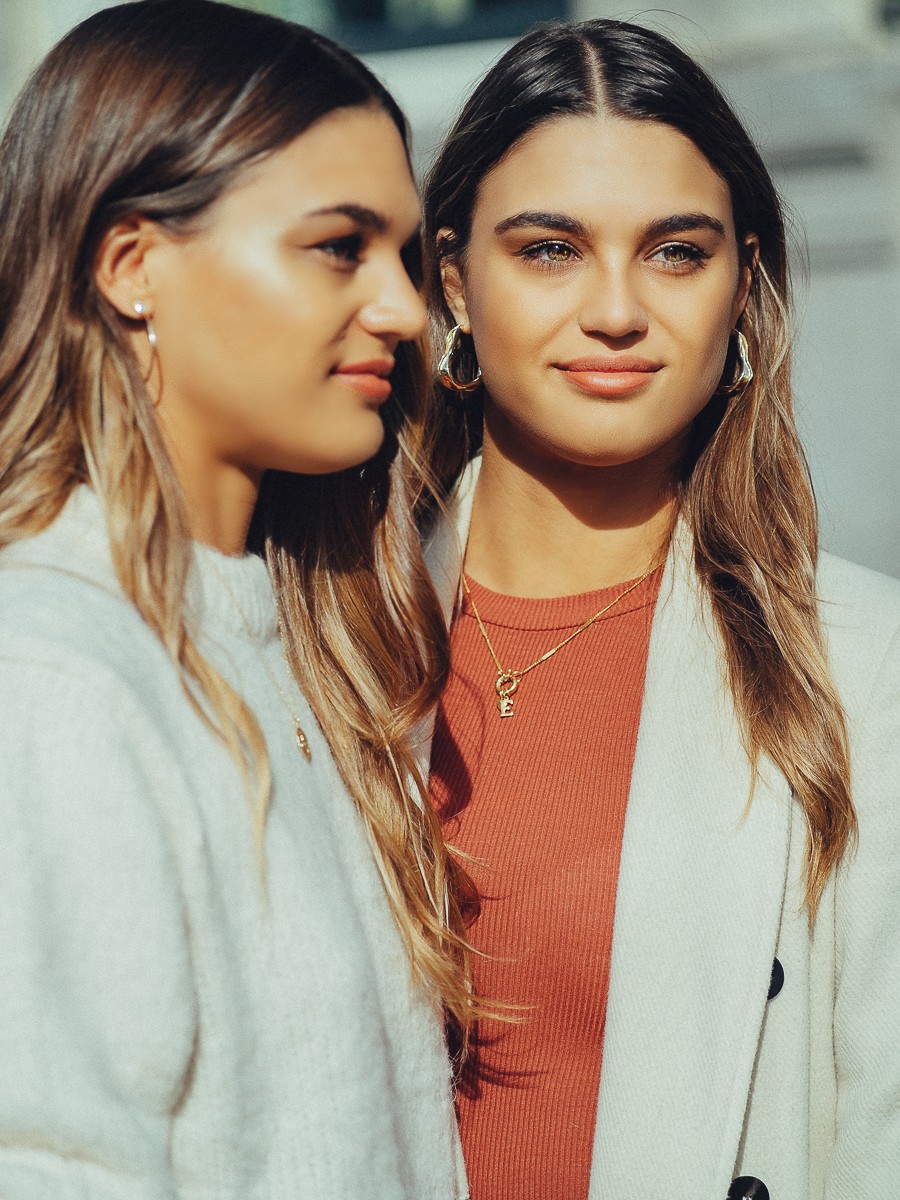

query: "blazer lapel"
xmin=414 ymin=461 xmax=479 ymax=778
xmin=587 ymin=533 xmax=791 ymax=1199
xmin=423 ymin=458 xmax=480 ymax=628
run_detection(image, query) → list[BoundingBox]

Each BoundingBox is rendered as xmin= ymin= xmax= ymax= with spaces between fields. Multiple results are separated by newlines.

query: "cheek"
xmin=465 ymin=266 xmax=561 ymax=373
xmin=664 ymin=280 xmax=736 ymax=397
xmin=692 ymin=308 xmax=734 ymax=402
xmin=193 ymin=248 xmax=306 ymax=355
xmin=158 ymin=247 xmax=330 ymax=397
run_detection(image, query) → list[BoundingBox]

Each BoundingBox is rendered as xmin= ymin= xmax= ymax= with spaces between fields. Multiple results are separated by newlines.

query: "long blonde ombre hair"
xmin=0 ymin=0 xmax=476 ymax=1033
xmin=422 ymin=18 xmax=854 ymax=918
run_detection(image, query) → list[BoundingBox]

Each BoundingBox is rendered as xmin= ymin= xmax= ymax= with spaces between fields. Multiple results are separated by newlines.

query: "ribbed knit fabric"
xmin=430 ymin=568 xmax=662 ymax=1200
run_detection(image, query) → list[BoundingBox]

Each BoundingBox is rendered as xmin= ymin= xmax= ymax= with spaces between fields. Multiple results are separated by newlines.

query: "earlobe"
xmin=94 ymin=216 xmax=160 ymax=318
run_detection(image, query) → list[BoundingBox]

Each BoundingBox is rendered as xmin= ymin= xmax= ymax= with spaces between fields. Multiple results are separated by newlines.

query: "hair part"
xmin=422 ymin=18 xmax=854 ymax=916
xmin=0 ymin=0 xmax=479 ymax=1037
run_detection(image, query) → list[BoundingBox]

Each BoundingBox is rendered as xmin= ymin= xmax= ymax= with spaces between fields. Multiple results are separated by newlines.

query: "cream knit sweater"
xmin=0 ymin=487 xmax=467 ymax=1200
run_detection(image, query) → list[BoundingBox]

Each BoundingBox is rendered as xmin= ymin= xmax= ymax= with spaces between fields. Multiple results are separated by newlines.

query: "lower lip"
xmin=557 ymin=368 xmax=658 ymax=398
xmin=333 ymin=372 xmax=392 ymax=402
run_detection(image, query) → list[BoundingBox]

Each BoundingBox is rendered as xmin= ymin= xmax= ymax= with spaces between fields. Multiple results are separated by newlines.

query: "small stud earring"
xmin=133 ymin=300 xmax=159 ymax=384
xmin=133 ymin=300 xmax=158 ymax=349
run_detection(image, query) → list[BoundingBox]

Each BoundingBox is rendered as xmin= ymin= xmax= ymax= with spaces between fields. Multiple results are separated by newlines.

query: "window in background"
xmin=244 ymin=0 xmax=567 ymax=52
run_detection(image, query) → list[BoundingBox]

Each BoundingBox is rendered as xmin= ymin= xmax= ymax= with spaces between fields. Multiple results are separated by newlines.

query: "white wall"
xmin=0 ymin=0 xmax=119 ymax=118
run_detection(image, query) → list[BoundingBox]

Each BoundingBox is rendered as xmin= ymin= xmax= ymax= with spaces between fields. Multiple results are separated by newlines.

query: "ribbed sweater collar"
xmin=459 ymin=570 xmax=662 ymax=632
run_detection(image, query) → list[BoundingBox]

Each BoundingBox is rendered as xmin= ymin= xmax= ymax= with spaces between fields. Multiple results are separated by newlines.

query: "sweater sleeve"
xmin=0 ymin=654 xmax=199 ymax=1199
xmin=828 ymin=623 xmax=900 ymax=1193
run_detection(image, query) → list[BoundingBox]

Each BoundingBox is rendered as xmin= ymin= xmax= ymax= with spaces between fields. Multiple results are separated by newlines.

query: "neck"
xmin=166 ymin=438 xmax=261 ymax=557
xmin=465 ymin=425 xmax=678 ymax=599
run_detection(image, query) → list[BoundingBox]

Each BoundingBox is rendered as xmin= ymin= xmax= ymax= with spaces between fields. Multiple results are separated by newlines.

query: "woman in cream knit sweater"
xmin=0 ymin=3 xmax=471 ymax=1197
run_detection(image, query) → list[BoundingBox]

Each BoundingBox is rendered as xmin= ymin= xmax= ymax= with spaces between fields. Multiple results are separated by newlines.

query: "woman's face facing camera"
xmin=99 ymin=105 xmax=424 ymax=482
xmin=441 ymin=113 xmax=755 ymax=473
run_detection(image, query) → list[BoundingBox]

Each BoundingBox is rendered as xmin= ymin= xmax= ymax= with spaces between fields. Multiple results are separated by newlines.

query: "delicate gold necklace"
xmin=460 ymin=564 xmax=660 ymax=719
xmin=211 ymin=563 xmax=312 ymax=762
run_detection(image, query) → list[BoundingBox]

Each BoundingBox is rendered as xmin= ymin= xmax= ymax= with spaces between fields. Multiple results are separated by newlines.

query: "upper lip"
xmin=334 ymin=358 xmax=395 ymax=377
xmin=555 ymin=355 xmax=662 ymax=372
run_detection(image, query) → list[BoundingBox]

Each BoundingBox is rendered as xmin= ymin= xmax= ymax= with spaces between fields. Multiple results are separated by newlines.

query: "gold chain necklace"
xmin=211 ymin=562 xmax=312 ymax=761
xmin=460 ymin=564 xmax=660 ymax=719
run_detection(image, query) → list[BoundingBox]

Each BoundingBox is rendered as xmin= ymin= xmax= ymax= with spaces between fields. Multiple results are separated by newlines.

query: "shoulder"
xmin=0 ymin=549 xmax=211 ymax=940
xmin=815 ymin=553 xmax=900 ymax=718
xmin=0 ymin=571 xmax=223 ymax=882
xmin=0 ymin=565 xmax=202 ymax=825
xmin=0 ymin=491 xmax=189 ymax=727
xmin=0 ymin=560 xmax=187 ymax=728
xmin=817 ymin=551 xmax=900 ymax=632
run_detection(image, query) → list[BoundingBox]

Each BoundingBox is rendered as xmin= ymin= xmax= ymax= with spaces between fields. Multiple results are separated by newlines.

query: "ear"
xmin=94 ymin=216 xmax=164 ymax=320
xmin=436 ymin=226 xmax=471 ymax=331
xmin=731 ymin=233 xmax=759 ymax=326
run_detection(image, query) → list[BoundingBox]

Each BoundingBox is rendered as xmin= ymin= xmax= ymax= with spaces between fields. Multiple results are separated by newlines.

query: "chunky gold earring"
xmin=133 ymin=300 xmax=159 ymax=384
xmin=719 ymin=329 xmax=753 ymax=395
xmin=437 ymin=324 xmax=482 ymax=393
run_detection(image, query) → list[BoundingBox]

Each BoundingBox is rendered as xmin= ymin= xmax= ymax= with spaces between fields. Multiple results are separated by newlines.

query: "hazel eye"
xmin=519 ymin=240 xmax=580 ymax=268
xmin=649 ymin=242 xmax=709 ymax=271
xmin=316 ymin=233 xmax=364 ymax=266
xmin=543 ymin=241 xmax=573 ymax=262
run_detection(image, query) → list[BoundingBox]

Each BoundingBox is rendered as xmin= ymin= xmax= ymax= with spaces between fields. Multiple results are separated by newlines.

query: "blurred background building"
xmin=1 ymin=0 xmax=897 ymax=576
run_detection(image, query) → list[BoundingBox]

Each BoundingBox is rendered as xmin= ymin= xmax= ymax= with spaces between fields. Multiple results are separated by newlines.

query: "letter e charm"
xmin=495 ymin=672 xmax=519 ymax=719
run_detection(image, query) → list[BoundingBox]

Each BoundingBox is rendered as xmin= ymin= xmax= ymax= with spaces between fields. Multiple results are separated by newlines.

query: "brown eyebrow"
xmin=307 ymin=203 xmax=389 ymax=234
xmin=494 ymin=209 xmax=727 ymax=242
xmin=494 ymin=211 xmax=590 ymax=239
xmin=643 ymin=212 xmax=726 ymax=240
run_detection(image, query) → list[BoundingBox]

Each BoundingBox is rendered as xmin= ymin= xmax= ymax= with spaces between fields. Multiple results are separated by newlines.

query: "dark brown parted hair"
xmin=0 ymin=0 xmax=478 ymax=1031
xmin=422 ymin=17 xmax=854 ymax=916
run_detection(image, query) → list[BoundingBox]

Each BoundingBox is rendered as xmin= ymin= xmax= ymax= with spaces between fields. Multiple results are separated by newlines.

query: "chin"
xmin=289 ymin=424 xmax=387 ymax=476
xmin=535 ymin=416 xmax=685 ymax=468
xmin=537 ymin=434 xmax=648 ymax=470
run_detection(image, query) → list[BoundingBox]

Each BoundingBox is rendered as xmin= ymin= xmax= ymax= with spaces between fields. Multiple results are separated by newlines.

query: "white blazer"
xmin=424 ymin=459 xmax=900 ymax=1200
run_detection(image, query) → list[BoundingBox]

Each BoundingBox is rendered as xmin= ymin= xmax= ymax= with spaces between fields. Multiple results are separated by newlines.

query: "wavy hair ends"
xmin=0 ymin=0 xmax=479 ymax=1033
xmin=423 ymin=18 xmax=854 ymax=917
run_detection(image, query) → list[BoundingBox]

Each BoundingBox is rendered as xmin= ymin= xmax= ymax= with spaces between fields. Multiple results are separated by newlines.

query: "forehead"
xmin=215 ymin=105 xmax=419 ymax=230
xmin=476 ymin=113 xmax=734 ymax=234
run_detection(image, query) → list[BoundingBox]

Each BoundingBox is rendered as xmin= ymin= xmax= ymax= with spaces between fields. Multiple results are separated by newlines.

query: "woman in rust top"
xmin=421 ymin=19 xmax=900 ymax=1200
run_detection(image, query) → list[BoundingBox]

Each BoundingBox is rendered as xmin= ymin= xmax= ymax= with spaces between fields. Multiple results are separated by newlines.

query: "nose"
xmin=578 ymin=262 xmax=648 ymax=341
xmin=359 ymin=258 xmax=427 ymax=344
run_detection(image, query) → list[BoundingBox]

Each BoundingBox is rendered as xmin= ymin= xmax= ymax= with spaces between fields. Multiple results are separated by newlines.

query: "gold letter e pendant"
xmin=495 ymin=672 xmax=519 ymax=718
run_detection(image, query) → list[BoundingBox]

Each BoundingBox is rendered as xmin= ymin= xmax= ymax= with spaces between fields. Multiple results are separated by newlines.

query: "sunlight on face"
xmin=444 ymin=114 xmax=753 ymax=474
xmin=149 ymin=105 xmax=424 ymax=488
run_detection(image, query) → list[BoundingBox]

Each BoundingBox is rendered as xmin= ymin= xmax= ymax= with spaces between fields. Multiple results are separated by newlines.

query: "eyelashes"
xmin=649 ymin=242 xmax=711 ymax=271
xmin=517 ymin=240 xmax=578 ymax=269
xmin=516 ymin=238 xmax=712 ymax=274
xmin=315 ymin=233 xmax=365 ymax=266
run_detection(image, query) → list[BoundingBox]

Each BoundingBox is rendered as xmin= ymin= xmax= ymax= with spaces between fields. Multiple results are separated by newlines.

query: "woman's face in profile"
xmin=142 ymin=104 xmax=424 ymax=483
xmin=441 ymin=113 xmax=754 ymax=474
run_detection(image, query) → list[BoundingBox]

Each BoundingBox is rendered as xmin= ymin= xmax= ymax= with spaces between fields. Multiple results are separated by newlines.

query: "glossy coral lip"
xmin=332 ymin=359 xmax=395 ymax=402
xmin=554 ymin=354 xmax=662 ymax=398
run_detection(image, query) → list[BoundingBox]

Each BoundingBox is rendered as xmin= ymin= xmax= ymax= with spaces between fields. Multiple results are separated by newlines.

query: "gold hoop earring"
xmin=438 ymin=324 xmax=482 ymax=393
xmin=133 ymin=300 xmax=158 ymax=384
xmin=719 ymin=329 xmax=753 ymax=395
